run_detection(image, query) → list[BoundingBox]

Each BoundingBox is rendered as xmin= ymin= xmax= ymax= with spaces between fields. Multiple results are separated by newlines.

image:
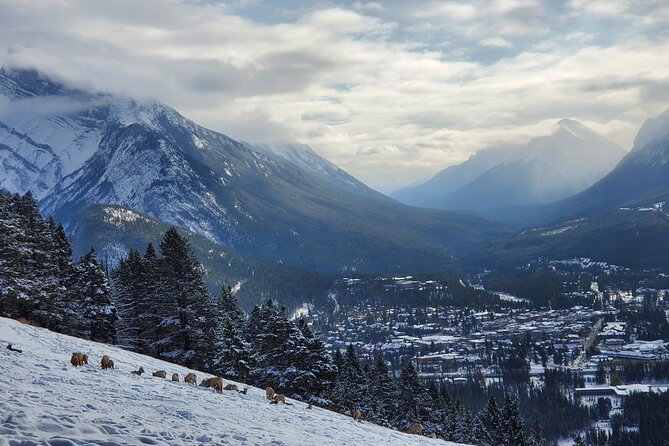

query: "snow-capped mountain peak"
xmin=632 ymin=108 xmax=669 ymax=152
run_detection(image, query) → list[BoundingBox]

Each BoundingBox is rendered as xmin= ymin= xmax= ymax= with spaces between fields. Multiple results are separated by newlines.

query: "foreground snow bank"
xmin=0 ymin=317 xmax=461 ymax=446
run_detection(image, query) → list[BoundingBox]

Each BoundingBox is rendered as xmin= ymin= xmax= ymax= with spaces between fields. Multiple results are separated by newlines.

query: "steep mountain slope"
xmin=474 ymin=206 xmax=669 ymax=270
xmin=0 ymin=68 xmax=107 ymax=198
xmin=0 ymin=317 xmax=455 ymax=446
xmin=473 ymin=109 xmax=669 ymax=268
xmin=72 ymin=204 xmax=332 ymax=310
xmin=392 ymin=120 xmax=626 ymax=216
xmin=534 ymin=109 xmax=669 ymax=221
xmin=391 ymin=145 xmax=520 ymax=207
xmin=0 ymin=68 xmax=508 ymax=274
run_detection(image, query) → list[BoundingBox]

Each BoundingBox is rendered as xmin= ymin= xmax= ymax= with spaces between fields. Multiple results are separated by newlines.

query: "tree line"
xmin=2 ymin=190 xmax=548 ymax=442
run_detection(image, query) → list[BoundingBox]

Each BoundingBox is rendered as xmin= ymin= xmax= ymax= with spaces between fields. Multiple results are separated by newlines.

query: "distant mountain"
xmin=475 ymin=109 xmax=669 ymax=269
xmin=532 ymin=109 xmax=669 ymax=221
xmin=392 ymin=120 xmax=626 ymax=217
xmin=391 ymin=145 xmax=520 ymax=206
xmin=0 ymin=68 xmax=508 ymax=274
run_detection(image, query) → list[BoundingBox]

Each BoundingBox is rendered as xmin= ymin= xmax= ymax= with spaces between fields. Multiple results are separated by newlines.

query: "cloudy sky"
xmin=1 ymin=0 xmax=669 ymax=191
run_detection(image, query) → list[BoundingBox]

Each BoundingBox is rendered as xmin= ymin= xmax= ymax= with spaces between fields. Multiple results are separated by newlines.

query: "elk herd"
xmin=70 ymin=352 xmax=247 ymax=396
xmin=69 ymin=351 xmax=426 ymax=437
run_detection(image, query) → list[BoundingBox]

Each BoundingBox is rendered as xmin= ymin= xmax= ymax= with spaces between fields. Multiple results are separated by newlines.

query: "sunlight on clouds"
xmin=0 ymin=0 xmax=668 ymax=191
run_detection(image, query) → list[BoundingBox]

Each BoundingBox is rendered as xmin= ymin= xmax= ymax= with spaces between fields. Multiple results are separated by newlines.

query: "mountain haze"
xmin=392 ymin=120 xmax=626 ymax=218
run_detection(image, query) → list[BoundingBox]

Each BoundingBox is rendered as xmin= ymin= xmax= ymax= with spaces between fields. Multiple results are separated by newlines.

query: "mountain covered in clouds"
xmin=0 ymin=68 xmax=508 ymax=274
xmin=392 ymin=119 xmax=626 ymax=218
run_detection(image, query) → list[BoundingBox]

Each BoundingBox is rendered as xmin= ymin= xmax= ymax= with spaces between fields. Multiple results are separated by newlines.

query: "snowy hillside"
xmin=0 ymin=317 xmax=463 ymax=446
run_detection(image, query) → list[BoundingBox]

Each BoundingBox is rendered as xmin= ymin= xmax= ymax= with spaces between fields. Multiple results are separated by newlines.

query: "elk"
xmin=100 ymin=355 xmax=114 ymax=369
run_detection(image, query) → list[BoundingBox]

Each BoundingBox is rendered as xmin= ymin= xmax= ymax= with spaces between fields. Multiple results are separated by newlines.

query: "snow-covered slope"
xmin=0 ymin=317 xmax=460 ymax=446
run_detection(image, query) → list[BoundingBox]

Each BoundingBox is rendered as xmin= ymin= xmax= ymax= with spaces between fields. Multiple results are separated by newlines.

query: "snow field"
xmin=0 ymin=317 xmax=459 ymax=446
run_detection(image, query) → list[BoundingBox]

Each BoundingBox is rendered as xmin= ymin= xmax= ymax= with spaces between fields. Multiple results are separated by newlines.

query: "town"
xmin=300 ymin=258 xmax=669 ymax=442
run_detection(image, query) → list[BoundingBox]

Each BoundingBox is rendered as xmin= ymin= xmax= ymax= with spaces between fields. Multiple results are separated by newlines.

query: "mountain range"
xmin=391 ymin=119 xmax=627 ymax=219
xmin=0 ymin=68 xmax=507 ymax=276
xmin=476 ymin=110 xmax=669 ymax=269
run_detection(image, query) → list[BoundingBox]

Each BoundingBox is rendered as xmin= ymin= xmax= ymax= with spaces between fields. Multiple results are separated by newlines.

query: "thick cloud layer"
xmin=1 ymin=0 xmax=668 ymax=191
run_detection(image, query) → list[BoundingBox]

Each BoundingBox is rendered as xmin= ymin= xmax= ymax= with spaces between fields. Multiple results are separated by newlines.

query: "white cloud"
xmin=0 ymin=0 xmax=667 ymax=191
xmin=479 ymin=37 xmax=513 ymax=48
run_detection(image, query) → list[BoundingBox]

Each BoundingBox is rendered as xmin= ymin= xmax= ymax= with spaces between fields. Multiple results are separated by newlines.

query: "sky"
xmin=1 ymin=0 xmax=669 ymax=192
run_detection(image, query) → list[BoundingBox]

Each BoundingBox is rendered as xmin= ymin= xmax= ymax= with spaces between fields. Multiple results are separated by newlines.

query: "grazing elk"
xmin=152 ymin=370 xmax=167 ymax=378
xmin=406 ymin=423 xmax=423 ymax=435
xmin=184 ymin=373 xmax=197 ymax=385
xmin=353 ymin=409 xmax=362 ymax=421
xmin=131 ymin=367 xmax=145 ymax=376
xmin=100 ymin=355 xmax=114 ymax=369
xmin=270 ymin=394 xmax=287 ymax=404
xmin=172 ymin=373 xmax=179 ymax=382
xmin=70 ymin=352 xmax=85 ymax=367
xmin=199 ymin=377 xmax=223 ymax=394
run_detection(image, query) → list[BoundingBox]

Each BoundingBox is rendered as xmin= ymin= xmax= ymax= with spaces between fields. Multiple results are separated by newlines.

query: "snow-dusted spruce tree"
xmin=111 ymin=248 xmax=147 ymax=351
xmin=501 ymin=394 xmax=528 ymax=446
xmin=246 ymin=299 xmax=334 ymax=402
xmin=453 ymin=399 xmax=475 ymax=444
xmin=217 ymin=285 xmax=245 ymax=329
xmin=0 ymin=191 xmax=77 ymax=330
xmin=330 ymin=344 xmax=370 ymax=414
xmin=296 ymin=319 xmax=336 ymax=403
xmin=425 ymin=380 xmax=447 ymax=434
xmin=73 ymin=249 xmax=117 ymax=343
xmin=392 ymin=361 xmax=432 ymax=430
xmin=212 ymin=287 xmax=256 ymax=381
xmin=154 ymin=227 xmax=216 ymax=369
xmin=367 ymin=355 xmax=398 ymax=425
xmin=473 ymin=396 xmax=504 ymax=446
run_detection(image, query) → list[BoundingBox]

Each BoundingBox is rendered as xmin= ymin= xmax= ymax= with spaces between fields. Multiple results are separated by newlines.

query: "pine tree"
xmin=212 ymin=293 xmax=256 ymax=381
xmin=73 ymin=249 xmax=117 ymax=343
xmin=392 ymin=360 xmax=431 ymax=430
xmin=296 ymin=319 xmax=336 ymax=403
xmin=474 ymin=396 xmax=503 ymax=446
xmin=111 ymin=249 xmax=147 ymax=351
xmin=501 ymin=395 xmax=528 ymax=446
xmin=573 ymin=433 xmax=586 ymax=446
xmin=155 ymin=227 xmax=216 ymax=369
xmin=331 ymin=344 xmax=369 ymax=414
xmin=528 ymin=418 xmax=544 ymax=446
xmin=217 ymin=285 xmax=245 ymax=328
xmin=368 ymin=355 xmax=398 ymax=425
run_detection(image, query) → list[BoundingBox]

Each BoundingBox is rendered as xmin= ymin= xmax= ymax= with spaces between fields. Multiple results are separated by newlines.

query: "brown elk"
xmin=184 ymin=373 xmax=197 ymax=385
xmin=406 ymin=423 xmax=423 ymax=435
xmin=152 ymin=370 xmax=167 ymax=378
xmin=172 ymin=373 xmax=179 ymax=382
xmin=101 ymin=355 xmax=114 ymax=369
xmin=70 ymin=352 xmax=85 ymax=367
xmin=131 ymin=367 xmax=145 ymax=376
xmin=199 ymin=377 xmax=223 ymax=394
